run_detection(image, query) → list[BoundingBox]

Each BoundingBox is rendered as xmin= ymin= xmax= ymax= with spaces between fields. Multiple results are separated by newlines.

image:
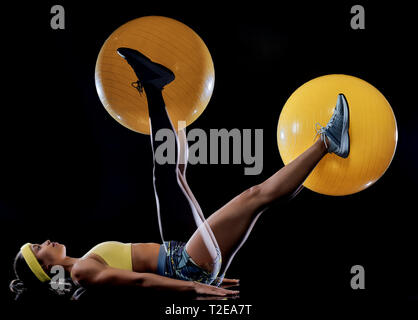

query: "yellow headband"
xmin=20 ymin=243 xmax=51 ymax=283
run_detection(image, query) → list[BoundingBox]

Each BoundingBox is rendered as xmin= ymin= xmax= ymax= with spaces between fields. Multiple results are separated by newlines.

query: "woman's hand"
xmin=193 ymin=281 xmax=239 ymax=296
xmin=220 ymin=278 xmax=240 ymax=288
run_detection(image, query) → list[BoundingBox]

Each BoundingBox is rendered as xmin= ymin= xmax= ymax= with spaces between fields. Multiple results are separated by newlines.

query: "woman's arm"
xmin=71 ymin=258 xmax=238 ymax=296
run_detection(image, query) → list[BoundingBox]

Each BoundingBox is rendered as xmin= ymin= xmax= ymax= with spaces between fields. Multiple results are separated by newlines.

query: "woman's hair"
xmin=9 ymin=251 xmax=81 ymax=301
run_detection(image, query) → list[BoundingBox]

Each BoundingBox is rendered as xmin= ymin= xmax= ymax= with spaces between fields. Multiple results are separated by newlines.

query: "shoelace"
xmin=131 ymin=80 xmax=144 ymax=95
xmin=313 ymin=108 xmax=340 ymax=149
xmin=314 ymin=123 xmax=328 ymax=149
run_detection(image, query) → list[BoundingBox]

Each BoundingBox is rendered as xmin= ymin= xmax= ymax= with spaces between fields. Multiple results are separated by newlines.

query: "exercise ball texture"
xmin=277 ymin=74 xmax=397 ymax=196
xmin=95 ymin=16 xmax=215 ymax=134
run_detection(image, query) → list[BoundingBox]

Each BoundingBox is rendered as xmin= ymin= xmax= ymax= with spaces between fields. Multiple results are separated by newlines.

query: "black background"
xmin=1 ymin=0 xmax=417 ymax=316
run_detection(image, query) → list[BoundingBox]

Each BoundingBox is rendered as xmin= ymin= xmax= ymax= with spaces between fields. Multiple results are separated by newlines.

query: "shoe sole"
xmin=338 ymin=93 xmax=350 ymax=158
xmin=117 ymin=47 xmax=175 ymax=86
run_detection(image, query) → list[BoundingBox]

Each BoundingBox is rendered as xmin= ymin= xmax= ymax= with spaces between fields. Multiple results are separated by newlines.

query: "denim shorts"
xmin=157 ymin=241 xmax=223 ymax=286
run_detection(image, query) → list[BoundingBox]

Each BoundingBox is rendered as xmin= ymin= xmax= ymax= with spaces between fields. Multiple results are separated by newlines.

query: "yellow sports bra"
xmin=82 ymin=241 xmax=132 ymax=271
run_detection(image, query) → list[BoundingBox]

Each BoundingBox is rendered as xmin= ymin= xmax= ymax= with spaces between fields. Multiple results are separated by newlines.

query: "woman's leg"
xmin=186 ymin=138 xmax=328 ymax=276
xmin=117 ymin=47 xmax=222 ymax=280
xmin=177 ymin=126 xmax=188 ymax=177
xmin=144 ymin=85 xmax=195 ymax=239
xmin=143 ymin=84 xmax=221 ymax=272
xmin=186 ymin=93 xmax=350 ymax=279
xmin=175 ymin=128 xmax=206 ymax=220
xmin=144 ymin=84 xmax=187 ymax=241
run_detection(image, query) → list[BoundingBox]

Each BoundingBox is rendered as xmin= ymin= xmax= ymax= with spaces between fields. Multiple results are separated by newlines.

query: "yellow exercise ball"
xmin=95 ymin=16 xmax=215 ymax=134
xmin=277 ymin=74 xmax=398 ymax=196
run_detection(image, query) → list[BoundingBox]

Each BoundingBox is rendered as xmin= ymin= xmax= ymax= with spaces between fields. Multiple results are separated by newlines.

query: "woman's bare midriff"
xmin=131 ymin=242 xmax=161 ymax=273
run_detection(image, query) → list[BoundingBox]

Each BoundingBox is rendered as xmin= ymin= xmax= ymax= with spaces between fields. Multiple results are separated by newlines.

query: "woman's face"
xmin=31 ymin=240 xmax=66 ymax=271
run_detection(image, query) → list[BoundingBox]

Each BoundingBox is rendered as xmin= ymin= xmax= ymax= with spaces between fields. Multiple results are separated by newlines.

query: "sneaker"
xmin=315 ymin=93 xmax=350 ymax=158
xmin=117 ymin=47 xmax=175 ymax=92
